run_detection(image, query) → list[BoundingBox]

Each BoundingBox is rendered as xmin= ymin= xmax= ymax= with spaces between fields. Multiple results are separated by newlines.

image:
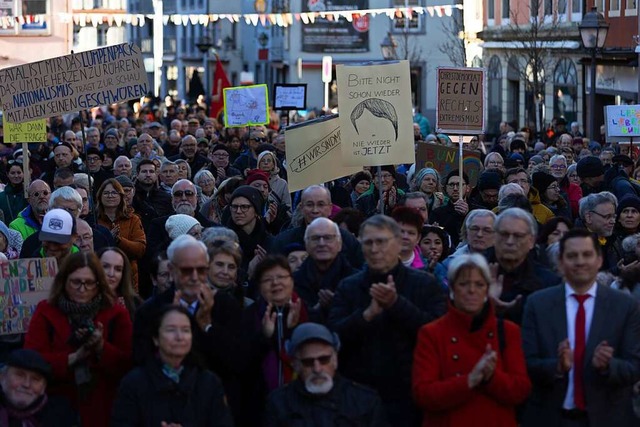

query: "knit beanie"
xmin=115 ymin=175 xmax=134 ymax=188
xmin=230 ymin=185 xmax=264 ymax=214
xmin=211 ymin=143 xmax=229 ymax=154
xmin=350 ymin=171 xmax=372 ymax=188
xmin=576 ymin=156 xmax=604 ymax=178
xmin=105 ymin=128 xmax=119 ymax=139
xmin=532 ymin=171 xmax=557 ymax=194
xmin=165 ymin=214 xmax=200 ymax=240
xmin=414 ymin=168 xmax=440 ymax=188
xmin=477 ymin=171 xmax=502 ymax=191
xmin=373 ymin=165 xmax=396 ymax=179
xmin=617 ymin=194 xmax=640 ymax=216
xmin=246 ymin=169 xmax=270 ymax=187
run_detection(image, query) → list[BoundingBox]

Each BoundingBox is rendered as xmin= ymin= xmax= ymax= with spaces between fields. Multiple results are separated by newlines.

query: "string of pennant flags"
xmin=0 ymin=5 xmax=462 ymax=29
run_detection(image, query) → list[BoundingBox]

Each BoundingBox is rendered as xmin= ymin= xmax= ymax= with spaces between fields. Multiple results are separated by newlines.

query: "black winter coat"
xmin=110 ymin=359 xmax=234 ymax=427
xmin=264 ymin=375 xmax=388 ymax=427
xmin=327 ymin=263 xmax=446 ymax=427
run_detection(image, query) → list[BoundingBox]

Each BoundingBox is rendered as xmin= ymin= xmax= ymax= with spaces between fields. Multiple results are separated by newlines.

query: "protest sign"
xmin=336 ymin=60 xmax=414 ymax=167
xmin=273 ymin=83 xmax=307 ymax=110
xmin=223 ymin=84 xmax=270 ymax=127
xmin=436 ymin=67 xmax=486 ymax=135
xmin=285 ymin=114 xmax=361 ymax=192
xmin=4 ymin=119 xmax=47 ymax=143
xmin=0 ymin=257 xmax=58 ymax=335
xmin=415 ymin=143 xmax=482 ymax=187
xmin=605 ymin=105 xmax=640 ymax=140
xmin=0 ymin=43 xmax=149 ymax=124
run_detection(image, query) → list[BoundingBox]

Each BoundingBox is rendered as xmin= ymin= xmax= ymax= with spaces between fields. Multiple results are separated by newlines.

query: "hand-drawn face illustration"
xmin=350 ymin=98 xmax=399 ymax=141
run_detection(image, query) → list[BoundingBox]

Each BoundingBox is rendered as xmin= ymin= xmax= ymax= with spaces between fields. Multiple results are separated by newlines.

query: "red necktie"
xmin=573 ymin=294 xmax=590 ymax=410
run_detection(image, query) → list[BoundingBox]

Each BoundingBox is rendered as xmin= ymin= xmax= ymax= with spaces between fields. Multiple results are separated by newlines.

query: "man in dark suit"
xmin=522 ymin=228 xmax=640 ymax=427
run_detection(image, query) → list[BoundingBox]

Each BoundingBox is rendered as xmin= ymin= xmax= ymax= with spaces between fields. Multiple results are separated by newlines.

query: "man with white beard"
xmin=264 ymin=323 xmax=387 ymax=426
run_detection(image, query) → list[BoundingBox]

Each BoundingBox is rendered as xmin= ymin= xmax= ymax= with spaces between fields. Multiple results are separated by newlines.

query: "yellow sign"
xmin=4 ymin=119 xmax=47 ymax=143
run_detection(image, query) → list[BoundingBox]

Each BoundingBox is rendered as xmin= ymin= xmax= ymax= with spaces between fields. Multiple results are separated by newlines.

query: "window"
xmin=531 ymin=0 xmax=539 ymax=18
xmin=488 ymin=56 xmax=503 ymax=137
xmin=572 ymin=0 xmax=581 ymax=14
xmin=502 ymin=0 xmax=510 ymax=19
xmin=488 ymin=0 xmax=495 ymax=20
xmin=626 ymin=0 xmax=637 ymax=16
xmin=554 ymin=58 xmax=578 ymax=125
xmin=391 ymin=0 xmax=424 ymax=34
xmin=0 ymin=0 xmax=49 ymax=35
xmin=610 ymin=0 xmax=621 ymax=16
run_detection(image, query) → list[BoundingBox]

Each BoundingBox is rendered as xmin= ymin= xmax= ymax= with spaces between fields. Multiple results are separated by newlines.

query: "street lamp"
xmin=196 ymin=35 xmax=214 ymax=104
xmin=380 ymin=32 xmax=398 ymax=61
xmin=579 ymin=7 xmax=609 ymax=141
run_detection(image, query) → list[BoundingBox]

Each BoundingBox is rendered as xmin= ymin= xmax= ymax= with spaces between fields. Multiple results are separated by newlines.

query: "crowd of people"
xmin=0 ymin=102 xmax=637 ymax=427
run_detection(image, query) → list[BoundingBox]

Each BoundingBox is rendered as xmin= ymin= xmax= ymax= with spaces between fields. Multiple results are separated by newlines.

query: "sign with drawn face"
xmin=336 ymin=60 xmax=415 ymax=167
xmin=223 ymin=84 xmax=270 ymax=127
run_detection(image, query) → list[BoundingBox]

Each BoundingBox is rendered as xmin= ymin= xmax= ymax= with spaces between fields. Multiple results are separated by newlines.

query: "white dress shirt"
xmin=562 ymin=282 xmax=598 ymax=409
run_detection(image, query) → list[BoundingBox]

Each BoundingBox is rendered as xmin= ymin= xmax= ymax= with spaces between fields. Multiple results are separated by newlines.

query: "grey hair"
xmin=567 ymin=163 xmax=578 ymax=175
xmin=304 ymin=217 xmax=342 ymax=242
xmin=49 ymin=186 xmax=82 ymax=216
xmin=359 ymin=214 xmax=401 ymax=238
xmin=549 ymin=154 xmax=567 ymax=166
xmin=404 ymin=192 xmax=429 ymax=203
xmin=171 ymin=179 xmax=196 ymax=194
xmin=622 ymin=234 xmax=640 ymax=253
xmin=495 ymin=207 xmax=537 ymax=236
xmin=161 ymin=160 xmax=177 ymax=169
xmin=167 ymin=234 xmax=209 ymax=264
xmin=194 ymin=169 xmax=215 ymax=185
xmin=73 ymin=173 xmax=93 ymax=191
xmin=447 ymin=253 xmax=492 ymax=288
xmin=579 ymin=191 xmax=618 ymax=220
xmin=498 ymin=183 xmax=525 ymax=200
xmin=464 ymin=209 xmax=496 ymax=230
xmin=484 ymin=152 xmax=504 ymax=167
xmin=175 ymin=159 xmax=192 ymax=179
xmin=201 ymin=227 xmax=239 ymax=246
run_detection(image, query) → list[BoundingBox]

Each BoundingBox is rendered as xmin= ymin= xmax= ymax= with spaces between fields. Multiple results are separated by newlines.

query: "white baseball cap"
xmin=39 ymin=208 xmax=75 ymax=244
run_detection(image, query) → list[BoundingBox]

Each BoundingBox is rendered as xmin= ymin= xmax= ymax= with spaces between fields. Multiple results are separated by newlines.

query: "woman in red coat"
xmin=412 ymin=254 xmax=531 ymax=427
xmin=25 ymin=252 xmax=132 ymax=427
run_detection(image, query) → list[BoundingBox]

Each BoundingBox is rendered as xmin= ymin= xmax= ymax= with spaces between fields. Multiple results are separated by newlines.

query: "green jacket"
xmin=0 ymin=184 xmax=27 ymax=224
xmin=9 ymin=205 xmax=40 ymax=241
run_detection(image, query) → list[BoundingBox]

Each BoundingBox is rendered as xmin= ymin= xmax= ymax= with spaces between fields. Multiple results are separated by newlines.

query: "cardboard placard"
xmin=285 ymin=115 xmax=361 ymax=192
xmin=273 ymin=83 xmax=307 ymax=110
xmin=0 ymin=257 xmax=58 ymax=335
xmin=223 ymin=84 xmax=270 ymax=127
xmin=415 ymin=143 xmax=482 ymax=187
xmin=4 ymin=119 xmax=47 ymax=143
xmin=605 ymin=105 xmax=640 ymax=139
xmin=336 ymin=60 xmax=415 ymax=167
xmin=436 ymin=67 xmax=486 ymax=135
xmin=0 ymin=43 xmax=149 ymax=124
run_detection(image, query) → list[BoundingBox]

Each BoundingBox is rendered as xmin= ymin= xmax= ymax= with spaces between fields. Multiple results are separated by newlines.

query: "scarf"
xmin=0 ymin=393 xmax=48 ymax=427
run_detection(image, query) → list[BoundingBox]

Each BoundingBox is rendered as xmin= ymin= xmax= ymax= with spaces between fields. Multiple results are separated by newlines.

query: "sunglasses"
xmin=299 ymin=354 xmax=333 ymax=368
xmin=173 ymin=190 xmax=196 ymax=198
xmin=30 ymin=190 xmax=50 ymax=198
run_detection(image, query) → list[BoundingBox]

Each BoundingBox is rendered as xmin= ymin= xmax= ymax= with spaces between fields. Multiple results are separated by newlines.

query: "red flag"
xmin=210 ymin=57 xmax=231 ymax=119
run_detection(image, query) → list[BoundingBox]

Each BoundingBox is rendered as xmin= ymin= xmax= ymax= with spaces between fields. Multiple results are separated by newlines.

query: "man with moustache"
xmin=265 ymin=323 xmax=386 ymax=426
xmin=10 ymin=180 xmax=51 ymax=240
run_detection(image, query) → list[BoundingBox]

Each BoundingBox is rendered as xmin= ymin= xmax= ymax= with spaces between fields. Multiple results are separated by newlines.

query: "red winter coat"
xmin=24 ymin=300 xmax=133 ymax=427
xmin=412 ymin=302 xmax=531 ymax=427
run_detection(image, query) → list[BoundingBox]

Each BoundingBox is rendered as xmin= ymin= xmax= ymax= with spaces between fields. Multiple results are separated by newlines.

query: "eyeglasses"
xmin=173 ymin=190 xmax=195 ymax=198
xmin=377 ymin=173 xmax=394 ymax=180
xmin=550 ymin=164 xmax=566 ymax=170
xmin=547 ymin=184 xmax=560 ymax=191
xmin=30 ymin=190 xmax=50 ymax=198
xmin=260 ymin=274 xmax=291 ymax=285
xmin=590 ymin=210 xmax=616 ymax=221
xmin=251 ymin=137 xmax=266 ymax=143
xmin=230 ymin=203 xmax=252 ymax=212
xmin=308 ymin=234 xmax=337 ymax=243
xmin=68 ymin=278 xmax=98 ymax=290
xmin=468 ymin=226 xmax=494 ymax=235
xmin=178 ymin=266 xmax=208 ymax=277
xmin=102 ymin=191 xmax=121 ymax=197
xmin=361 ymin=236 xmax=394 ymax=249
xmin=87 ymin=156 xmax=101 ymax=163
xmin=299 ymin=354 xmax=333 ymax=368
xmin=487 ymin=161 xmax=503 ymax=167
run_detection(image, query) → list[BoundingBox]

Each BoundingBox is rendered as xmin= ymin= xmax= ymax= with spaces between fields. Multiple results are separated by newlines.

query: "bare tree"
xmin=438 ymin=9 xmax=467 ymax=67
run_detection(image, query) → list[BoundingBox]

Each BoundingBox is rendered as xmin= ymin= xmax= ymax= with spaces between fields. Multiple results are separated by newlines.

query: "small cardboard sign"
xmin=415 ymin=143 xmax=482 ymax=187
xmin=605 ymin=105 xmax=640 ymax=139
xmin=274 ymin=83 xmax=307 ymax=110
xmin=0 ymin=257 xmax=58 ymax=335
xmin=4 ymin=119 xmax=47 ymax=143
xmin=223 ymin=84 xmax=270 ymax=127
xmin=436 ymin=67 xmax=486 ymax=135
